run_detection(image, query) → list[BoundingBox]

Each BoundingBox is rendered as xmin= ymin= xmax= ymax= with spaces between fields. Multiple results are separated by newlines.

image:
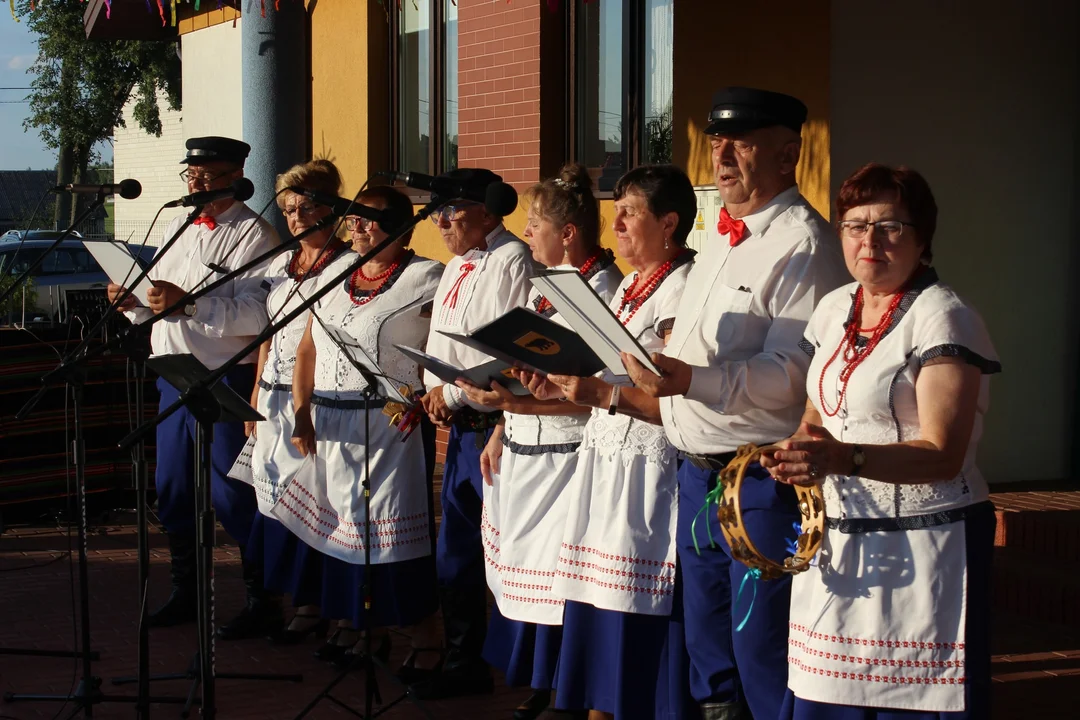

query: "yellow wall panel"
xmin=672 ymin=0 xmax=831 ymax=218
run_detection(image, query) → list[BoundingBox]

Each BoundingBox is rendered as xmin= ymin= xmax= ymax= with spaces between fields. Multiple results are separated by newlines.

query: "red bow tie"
xmin=717 ymin=207 xmax=747 ymax=247
xmin=193 ymin=216 xmax=217 ymax=231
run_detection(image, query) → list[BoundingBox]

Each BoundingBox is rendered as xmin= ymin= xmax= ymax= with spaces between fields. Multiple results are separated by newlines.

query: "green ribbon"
xmin=690 ymin=478 xmax=725 ymax=555
xmin=734 ymin=567 xmax=763 ymax=632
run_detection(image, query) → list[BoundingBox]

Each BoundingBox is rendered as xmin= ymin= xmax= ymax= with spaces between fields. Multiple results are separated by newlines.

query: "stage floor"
xmin=1 ymin=517 xmax=1077 ymax=719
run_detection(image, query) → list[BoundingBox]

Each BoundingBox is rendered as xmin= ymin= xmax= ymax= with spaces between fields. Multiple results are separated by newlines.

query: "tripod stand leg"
xmin=194 ymin=419 xmax=216 ymax=720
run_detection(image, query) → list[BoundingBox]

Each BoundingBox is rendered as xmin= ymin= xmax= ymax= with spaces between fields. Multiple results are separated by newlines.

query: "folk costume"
xmin=271 ymin=252 xmax=444 ymax=629
xmin=781 ymin=270 xmax=1000 ymax=719
xmin=481 ymin=249 xmax=623 ymax=691
xmin=124 ymin=136 xmax=280 ymax=629
xmin=552 ymin=253 xmax=693 ymax=720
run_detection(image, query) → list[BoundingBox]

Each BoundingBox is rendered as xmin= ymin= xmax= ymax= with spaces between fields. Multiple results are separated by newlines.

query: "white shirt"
xmin=660 ymin=186 xmax=849 ymax=454
xmin=124 ymin=201 xmax=280 ymax=368
xmin=423 ymin=224 xmax=537 ymax=412
xmin=806 ymin=271 xmax=1001 ymax=519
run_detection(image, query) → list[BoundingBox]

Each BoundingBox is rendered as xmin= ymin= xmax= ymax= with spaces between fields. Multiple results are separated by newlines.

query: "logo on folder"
xmin=514 ymin=332 xmax=560 ymax=356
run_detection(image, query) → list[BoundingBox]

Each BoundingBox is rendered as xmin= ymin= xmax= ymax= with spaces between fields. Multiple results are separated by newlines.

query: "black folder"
xmin=439 ymin=307 xmax=606 ymax=379
xmin=394 ymin=344 xmax=531 ymax=395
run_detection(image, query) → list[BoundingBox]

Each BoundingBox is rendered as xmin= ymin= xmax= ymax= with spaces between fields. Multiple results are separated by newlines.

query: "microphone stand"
xmin=290 ymin=336 xmax=433 ymax=720
xmin=1 ymin=191 xmax=188 ymax=718
xmin=112 ymin=198 xmax=447 ymax=719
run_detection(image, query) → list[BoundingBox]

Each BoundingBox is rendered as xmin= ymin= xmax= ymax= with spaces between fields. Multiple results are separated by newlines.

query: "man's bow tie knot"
xmin=194 ymin=216 xmax=217 ymax=231
xmin=717 ymin=207 xmax=747 ymax=247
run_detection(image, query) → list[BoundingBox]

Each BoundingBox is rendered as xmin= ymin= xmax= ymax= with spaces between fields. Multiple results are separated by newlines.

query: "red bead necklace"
xmin=616 ymin=252 xmax=683 ymax=325
xmin=349 ymin=251 xmax=411 ymax=306
xmin=535 ymin=247 xmax=608 ymax=315
xmin=817 ymin=285 xmax=908 ymax=417
xmin=287 ymin=242 xmax=343 ymax=280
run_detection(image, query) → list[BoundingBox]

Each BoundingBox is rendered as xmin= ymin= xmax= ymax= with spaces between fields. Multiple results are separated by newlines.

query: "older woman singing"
xmin=455 ymin=163 xmax=622 ymax=720
xmin=239 ymin=159 xmax=352 ymax=643
xmin=521 ymin=165 xmax=697 ymax=720
xmin=762 ymin=164 xmax=1000 ymax=719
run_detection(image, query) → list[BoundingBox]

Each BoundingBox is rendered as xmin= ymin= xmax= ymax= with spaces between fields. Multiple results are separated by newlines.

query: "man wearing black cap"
xmin=108 ymin=136 xmax=283 ymax=638
xmin=622 ymin=88 xmax=848 ymax=719
xmin=410 ymin=168 xmax=537 ymax=699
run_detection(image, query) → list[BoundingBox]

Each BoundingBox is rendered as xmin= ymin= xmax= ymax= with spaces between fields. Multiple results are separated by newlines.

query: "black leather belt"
xmin=310 ymin=394 xmax=387 ymax=410
xmin=683 ymin=451 xmax=738 ymax=472
xmin=258 ymin=378 xmax=291 ymax=392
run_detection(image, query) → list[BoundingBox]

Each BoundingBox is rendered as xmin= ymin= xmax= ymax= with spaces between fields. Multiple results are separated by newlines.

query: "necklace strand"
xmin=615 ymin=251 xmax=685 ymax=325
xmin=349 ymin=251 xmax=412 ymax=306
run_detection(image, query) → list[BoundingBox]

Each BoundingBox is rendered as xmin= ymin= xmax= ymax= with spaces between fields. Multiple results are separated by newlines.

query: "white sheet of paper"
xmin=83 ymin=240 xmax=155 ymax=307
xmin=530 ymin=270 xmax=661 ymax=382
xmin=319 ymin=324 xmax=412 ymax=404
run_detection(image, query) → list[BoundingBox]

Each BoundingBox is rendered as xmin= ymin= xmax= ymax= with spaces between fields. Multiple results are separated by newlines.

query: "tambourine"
xmin=716 ymin=443 xmax=826 ymax=580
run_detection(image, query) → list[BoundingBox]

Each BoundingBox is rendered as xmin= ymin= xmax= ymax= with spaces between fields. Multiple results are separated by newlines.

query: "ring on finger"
xmin=809 ymin=463 xmax=821 ymax=479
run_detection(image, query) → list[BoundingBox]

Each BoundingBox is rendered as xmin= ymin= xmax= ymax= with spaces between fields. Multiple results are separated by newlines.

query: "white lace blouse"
xmin=802 ymin=269 xmax=1001 ymax=523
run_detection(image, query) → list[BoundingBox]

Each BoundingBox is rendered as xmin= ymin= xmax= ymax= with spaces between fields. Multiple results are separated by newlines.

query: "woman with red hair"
xmin=763 ymin=164 xmax=1000 ymax=719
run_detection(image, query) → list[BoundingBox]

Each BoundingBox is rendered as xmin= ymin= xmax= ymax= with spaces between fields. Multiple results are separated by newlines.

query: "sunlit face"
xmin=523 ymin=202 xmax=568 ymax=268
xmin=281 ymin=190 xmax=333 ymax=240
xmin=183 ymin=160 xmax=242 ymax=217
xmin=709 ymin=126 xmax=799 ymax=215
xmin=346 ymin=198 xmax=406 ymax=265
xmin=435 ymin=202 xmax=491 ymax=256
xmin=839 ymin=198 xmax=926 ymax=293
xmin=611 ymin=189 xmax=672 ymax=271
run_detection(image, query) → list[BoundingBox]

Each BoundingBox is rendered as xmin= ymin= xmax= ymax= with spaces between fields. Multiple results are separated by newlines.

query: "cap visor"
xmin=704 ymin=118 xmax=778 ymax=136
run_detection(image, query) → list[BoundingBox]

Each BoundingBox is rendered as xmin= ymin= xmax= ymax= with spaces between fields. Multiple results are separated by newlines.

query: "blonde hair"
xmin=275 ymin=159 xmax=343 ymax=208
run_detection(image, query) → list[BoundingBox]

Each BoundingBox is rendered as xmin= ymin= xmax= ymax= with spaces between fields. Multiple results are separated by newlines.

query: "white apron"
xmin=550 ymin=262 xmax=690 ymax=616
xmin=789 ymin=274 xmax=1001 ymax=711
xmin=482 ymin=260 xmax=623 ymax=625
xmin=271 ymin=255 xmax=444 ymax=566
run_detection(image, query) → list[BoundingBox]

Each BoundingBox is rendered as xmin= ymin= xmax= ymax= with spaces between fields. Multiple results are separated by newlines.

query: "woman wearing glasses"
xmin=242 ymin=159 xmax=354 ymax=643
xmin=518 ymin=165 xmax=696 ymax=720
xmin=760 ymin=164 xmax=1000 ymax=720
xmin=455 ymin=164 xmax=622 ymax=720
xmin=283 ymin=185 xmax=445 ymax=672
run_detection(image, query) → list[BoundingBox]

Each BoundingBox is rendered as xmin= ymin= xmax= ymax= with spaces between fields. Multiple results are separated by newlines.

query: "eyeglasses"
xmin=179 ymin=169 xmax=229 ymax=185
xmin=345 ymin=216 xmax=377 ymax=232
xmin=282 ymin=204 xmax=318 ymax=218
xmin=837 ymin=220 xmax=916 ymax=241
xmin=429 ymin=202 xmax=482 ymax=225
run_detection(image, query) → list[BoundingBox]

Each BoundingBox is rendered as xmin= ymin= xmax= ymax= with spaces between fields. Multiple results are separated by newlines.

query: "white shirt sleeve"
xmin=684 ymin=238 xmax=845 ymax=414
xmin=188 ymin=222 xmax=279 ymax=337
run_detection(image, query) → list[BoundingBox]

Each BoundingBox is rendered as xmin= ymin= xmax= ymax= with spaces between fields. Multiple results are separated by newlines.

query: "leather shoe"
xmin=408 ymin=664 xmax=494 ymax=700
xmin=514 ymin=689 xmax=551 ymax=720
xmin=216 ymin=600 xmax=284 ymax=641
xmin=148 ymin=588 xmax=197 ymax=628
xmin=700 ymin=700 xmax=752 ymax=720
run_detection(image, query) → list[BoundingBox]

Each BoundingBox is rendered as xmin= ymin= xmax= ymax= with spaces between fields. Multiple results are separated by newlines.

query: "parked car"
xmin=0 ymin=230 xmax=157 ymax=325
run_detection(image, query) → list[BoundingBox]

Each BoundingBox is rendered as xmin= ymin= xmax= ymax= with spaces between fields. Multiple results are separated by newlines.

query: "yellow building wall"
xmin=671 ymin=0 xmax=831 ymax=219
xmin=177 ymin=4 xmax=239 ymax=34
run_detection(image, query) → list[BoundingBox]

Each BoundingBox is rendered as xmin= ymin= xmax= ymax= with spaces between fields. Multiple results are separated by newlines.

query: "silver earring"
xmin=664 ymin=236 xmax=670 ymax=250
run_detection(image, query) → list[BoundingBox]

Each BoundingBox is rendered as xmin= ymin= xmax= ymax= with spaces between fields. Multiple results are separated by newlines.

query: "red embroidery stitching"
xmin=789 ymin=623 xmax=964 ymax=652
xmin=561 ymin=542 xmax=676 ymax=569
xmin=554 ymin=568 xmax=673 ymax=596
xmin=501 ymin=592 xmax=564 ymax=607
xmin=789 ymin=639 xmax=964 ymax=669
xmin=290 ymin=482 xmax=427 ymax=528
xmin=277 ymin=497 xmax=430 ymax=551
xmin=788 ymin=657 xmax=964 ymax=685
xmin=557 ymin=555 xmax=675 ymax=584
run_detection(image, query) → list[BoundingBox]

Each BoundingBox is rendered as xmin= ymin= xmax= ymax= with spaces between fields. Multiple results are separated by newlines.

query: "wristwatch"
xmin=183 ymin=300 xmax=197 ymax=318
xmin=850 ymin=444 xmax=866 ymax=476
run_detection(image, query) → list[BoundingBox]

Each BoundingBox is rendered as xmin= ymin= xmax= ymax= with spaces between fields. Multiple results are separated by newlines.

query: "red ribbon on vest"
xmin=717 ymin=207 xmax=747 ymax=247
xmin=193 ymin=216 xmax=217 ymax=231
xmin=442 ymin=262 xmax=475 ymax=309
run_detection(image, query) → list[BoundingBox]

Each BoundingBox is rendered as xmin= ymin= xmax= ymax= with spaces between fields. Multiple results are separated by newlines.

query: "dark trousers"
xmin=678 ymin=460 xmax=800 ymax=719
xmin=154 ymin=364 xmax=258 ymax=548
xmin=435 ymin=424 xmax=494 ymax=667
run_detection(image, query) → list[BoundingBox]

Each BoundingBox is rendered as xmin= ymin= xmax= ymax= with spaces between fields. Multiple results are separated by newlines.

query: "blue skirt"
xmin=317 ymin=550 xmax=439 ymax=628
xmin=482 ymin=604 xmax=561 ymax=690
xmin=780 ymin=503 xmax=996 ymax=719
xmin=246 ymin=512 xmax=322 ymax=607
xmin=554 ymin=600 xmax=692 ymax=719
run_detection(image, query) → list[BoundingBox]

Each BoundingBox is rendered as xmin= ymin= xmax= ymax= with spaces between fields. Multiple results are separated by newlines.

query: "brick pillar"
xmin=457 ymin=0 xmax=542 ymax=190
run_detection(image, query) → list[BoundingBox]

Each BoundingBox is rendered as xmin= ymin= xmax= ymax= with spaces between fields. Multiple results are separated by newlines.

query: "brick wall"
xmin=456 ymin=0 xmax=542 ymax=189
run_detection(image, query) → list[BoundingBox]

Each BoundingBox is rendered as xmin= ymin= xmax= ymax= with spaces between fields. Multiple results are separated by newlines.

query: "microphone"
xmin=164 ymin=177 xmax=255 ymax=208
xmin=53 ymin=178 xmax=142 ymax=200
xmin=288 ymin=187 xmax=386 ymax=221
xmin=387 ymin=171 xmax=519 ymax=216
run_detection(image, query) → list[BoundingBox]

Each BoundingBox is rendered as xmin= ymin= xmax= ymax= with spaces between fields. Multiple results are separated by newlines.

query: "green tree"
xmin=19 ymin=0 xmax=181 ymax=228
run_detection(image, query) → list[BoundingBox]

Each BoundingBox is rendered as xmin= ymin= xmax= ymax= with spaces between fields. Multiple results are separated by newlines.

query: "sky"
xmin=0 ymin=13 xmax=114 ymax=171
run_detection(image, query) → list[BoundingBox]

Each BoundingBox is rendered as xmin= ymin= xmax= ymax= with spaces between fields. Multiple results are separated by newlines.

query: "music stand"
xmin=290 ymin=323 xmax=433 ymax=720
xmin=122 ymin=353 xmax=303 ymax=719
